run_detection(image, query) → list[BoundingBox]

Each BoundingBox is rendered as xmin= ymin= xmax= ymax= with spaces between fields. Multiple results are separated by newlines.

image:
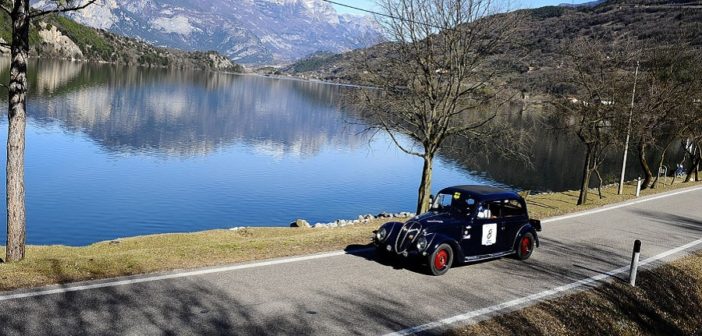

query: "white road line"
xmin=384 ymin=237 xmax=702 ymax=336
xmin=0 ymin=250 xmax=362 ymax=302
xmin=0 ymin=185 xmax=700 ymax=302
xmin=541 ymin=185 xmax=702 ymax=224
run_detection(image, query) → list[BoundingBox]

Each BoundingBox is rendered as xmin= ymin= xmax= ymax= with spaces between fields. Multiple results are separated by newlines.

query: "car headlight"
xmin=416 ymin=236 xmax=428 ymax=251
xmin=376 ymin=227 xmax=388 ymax=241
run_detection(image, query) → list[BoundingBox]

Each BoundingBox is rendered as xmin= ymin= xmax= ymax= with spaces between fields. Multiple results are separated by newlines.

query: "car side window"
xmin=502 ymin=199 xmax=526 ymax=218
xmin=452 ymin=197 xmax=475 ymax=217
xmin=477 ymin=201 xmax=501 ymax=219
xmin=477 ymin=200 xmax=525 ymax=219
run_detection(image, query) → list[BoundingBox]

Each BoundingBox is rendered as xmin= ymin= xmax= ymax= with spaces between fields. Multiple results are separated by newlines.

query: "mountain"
xmin=0 ymin=12 xmax=243 ymax=72
xmin=285 ymin=0 xmax=702 ymax=91
xmin=558 ymin=0 xmax=605 ymax=7
xmin=45 ymin=0 xmax=383 ymax=66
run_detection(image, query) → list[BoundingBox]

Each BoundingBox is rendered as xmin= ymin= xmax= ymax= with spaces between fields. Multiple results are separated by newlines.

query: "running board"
xmin=464 ymin=251 xmax=515 ymax=263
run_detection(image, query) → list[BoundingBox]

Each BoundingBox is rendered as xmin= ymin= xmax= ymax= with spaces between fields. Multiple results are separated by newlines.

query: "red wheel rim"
xmin=520 ymin=236 xmax=531 ymax=255
xmin=434 ymin=249 xmax=449 ymax=270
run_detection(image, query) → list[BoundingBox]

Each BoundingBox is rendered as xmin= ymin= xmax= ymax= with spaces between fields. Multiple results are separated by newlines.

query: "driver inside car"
xmin=452 ymin=197 xmax=475 ymax=216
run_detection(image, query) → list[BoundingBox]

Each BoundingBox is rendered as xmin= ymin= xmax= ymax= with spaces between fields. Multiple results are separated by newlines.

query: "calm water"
xmin=1 ymin=60 xmax=677 ymax=246
xmin=0 ymin=60 xmax=500 ymax=246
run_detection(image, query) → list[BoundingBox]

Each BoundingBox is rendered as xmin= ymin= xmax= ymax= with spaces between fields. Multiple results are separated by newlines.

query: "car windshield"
xmin=432 ymin=192 xmax=475 ymax=216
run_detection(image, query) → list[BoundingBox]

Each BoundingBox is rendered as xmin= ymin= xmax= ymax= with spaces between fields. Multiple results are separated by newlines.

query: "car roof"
xmin=438 ymin=185 xmax=521 ymax=202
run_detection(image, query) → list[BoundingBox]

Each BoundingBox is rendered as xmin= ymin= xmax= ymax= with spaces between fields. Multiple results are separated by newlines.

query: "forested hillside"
xmin=0 ymin=13 xmax=243 ymax=72
xmin=287 ymin=0 xmax=702 ymax=92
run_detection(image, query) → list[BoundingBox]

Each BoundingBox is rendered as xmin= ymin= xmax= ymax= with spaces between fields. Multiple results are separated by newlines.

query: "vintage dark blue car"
xmin=373 ymin=185 xmax=542 ymax=275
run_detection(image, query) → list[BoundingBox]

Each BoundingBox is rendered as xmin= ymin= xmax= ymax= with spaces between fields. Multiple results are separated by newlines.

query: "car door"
xmin=459 ymin=214 xmax=480 ymax=257
xmin=452 ymin=196 xmax=479 ymax=257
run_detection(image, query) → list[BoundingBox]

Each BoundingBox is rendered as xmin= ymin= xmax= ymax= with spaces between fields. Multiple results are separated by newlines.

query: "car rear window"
xmin=479 ymin=199 xmax=525 ymax=219
xmin=502 ymin=199 xmax=526 ymax=217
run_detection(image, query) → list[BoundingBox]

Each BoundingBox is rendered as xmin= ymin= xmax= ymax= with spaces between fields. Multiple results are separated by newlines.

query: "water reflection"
xmin=0 ymin=59 xmax=486 ymax=246
xmin=441 ymin=102 xmax=686 ymax=192
xmin=3 ymin=61 xmax=365 ymax=158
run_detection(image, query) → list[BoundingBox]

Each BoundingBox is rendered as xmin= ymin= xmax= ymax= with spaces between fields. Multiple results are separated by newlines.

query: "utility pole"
xmin=618 ymin=61 xmax=640 ymax=195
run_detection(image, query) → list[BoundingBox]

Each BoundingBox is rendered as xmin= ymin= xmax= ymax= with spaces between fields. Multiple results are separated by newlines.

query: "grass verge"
xmin=447 ymin=251 xmax=702 ymax=335
xmin=0 ymin=179 xmax=700 ymax=292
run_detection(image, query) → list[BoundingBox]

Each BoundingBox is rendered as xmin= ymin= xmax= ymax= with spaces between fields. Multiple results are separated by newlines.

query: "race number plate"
xmin=482 ymin=223 xmax=497 ymax=246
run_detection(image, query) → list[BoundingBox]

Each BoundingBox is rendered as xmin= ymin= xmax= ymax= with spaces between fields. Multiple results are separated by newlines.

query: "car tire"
xmin=428 ymin=243 xmax=453 ymax=276
xmin=515 ymin=232 xmax=535 ymax=261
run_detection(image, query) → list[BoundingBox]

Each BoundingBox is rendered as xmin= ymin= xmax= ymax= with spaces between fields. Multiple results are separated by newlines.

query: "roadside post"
xmin=629 ymin=240 xmax=641 ymax=286
xmin=636 ymin=177 xmax=642 ymax=197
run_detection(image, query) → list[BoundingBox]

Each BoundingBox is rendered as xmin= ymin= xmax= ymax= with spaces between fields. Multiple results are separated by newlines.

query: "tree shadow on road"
xmin=447 ymin=258 xmax=702 ymax=335
xmin=0 ymin=257 xmax=446 ymax=336
xmin=0 ymin=263 xmax=321 ymax=335
xmin=627 ymin=209 xmax=702 ymax=234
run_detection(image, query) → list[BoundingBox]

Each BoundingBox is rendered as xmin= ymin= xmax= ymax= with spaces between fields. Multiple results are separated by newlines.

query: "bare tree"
xmin=2 ymin=0 xmax=97 ymax=262
xmin=355 ymin=0 xmax=525 ymax=214
xmin=681 ymin=101 xmax=702 ymax=183
xmin=631 ymin=45 xmax=701 ymax=189
xmin=549 ymin=38 xmax=631 ymax=205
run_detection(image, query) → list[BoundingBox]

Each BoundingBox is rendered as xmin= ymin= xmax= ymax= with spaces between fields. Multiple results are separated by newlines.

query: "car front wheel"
xmin=428 ymin=243 xmax=453 ymax=276
xmin=515 ymin=232 xmax=535 ymax=260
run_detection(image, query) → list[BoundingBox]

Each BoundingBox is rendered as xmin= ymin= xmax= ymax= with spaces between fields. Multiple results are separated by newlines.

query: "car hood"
xmin=384 ymin=212 xmax=456 ymax=238
xmin=411 ymin=212 xmax=455 ymax=229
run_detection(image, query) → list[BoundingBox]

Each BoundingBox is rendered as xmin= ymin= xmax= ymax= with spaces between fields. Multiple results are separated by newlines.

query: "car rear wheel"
xmin=515 ymin=232 xmax=535 ymax=260
xmin=428 ymin=243 xmax=453 ymax=276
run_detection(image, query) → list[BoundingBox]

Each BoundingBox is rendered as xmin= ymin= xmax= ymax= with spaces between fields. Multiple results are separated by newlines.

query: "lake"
xmin=1 ymin=60 xmax=672 ymax=246
xmin=0 ymin=59 xmax=507 ymax=246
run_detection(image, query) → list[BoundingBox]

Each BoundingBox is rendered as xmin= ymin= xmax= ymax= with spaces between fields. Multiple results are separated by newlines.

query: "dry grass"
xmin=448 ymin=252 xmax=702 ymax=336
xmin=525 ymin=179 xmax=701 ymax=220
xmin=0 ymin=219 xmax=392 ymax=291
xmin=0 ymin=179 xmax=700 ymax=292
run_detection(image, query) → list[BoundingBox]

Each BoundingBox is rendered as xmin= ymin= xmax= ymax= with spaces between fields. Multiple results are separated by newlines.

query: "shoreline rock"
xmin=290 ymin=219 xmax=311 ymax=228
xmin=299 ymin=211 xmax=416 ymax=229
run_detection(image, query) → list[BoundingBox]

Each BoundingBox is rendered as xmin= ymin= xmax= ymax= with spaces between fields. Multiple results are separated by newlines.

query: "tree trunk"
xmin=651 ymin=140 xmax=672 ymax=189
xmin=577 ymin=146 xmax=592 ymax=206
xmin=637 ymin=142 xmax=653 ymax=190
xmin=695 ymin=146 xmax=701 ymax=182
xmin=685 ymin=145 xmax=700 ymax=183
xmin=416 ymin=155 xmax=433 ymax=215
xmin=594 ymin=169 xmax=603 ymax=199
xmin=6 ymin=0 xmax=30 ymax=263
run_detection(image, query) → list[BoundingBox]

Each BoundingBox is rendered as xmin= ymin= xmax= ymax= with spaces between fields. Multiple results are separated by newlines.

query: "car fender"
xmin=373 ymin=221 xmax=404 ymax=245
xmin=377 ymin=221 xmax=403 ymax=236
xmin=425 ymin=234 xmax=464 ymax=261
xmin=512 ymin=223 xmax=540 ymax=250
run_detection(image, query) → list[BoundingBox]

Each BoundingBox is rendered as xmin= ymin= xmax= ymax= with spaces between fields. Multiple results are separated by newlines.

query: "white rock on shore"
xmin=293 ymin=212 xmax=415 ymax=230
xmin=290 ymin=219 xmax=311 ymax=228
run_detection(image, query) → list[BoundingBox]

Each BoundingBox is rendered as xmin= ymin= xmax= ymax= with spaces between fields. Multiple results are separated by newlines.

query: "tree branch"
xmin=30 ymin=0 xmax=98 ymax=19
xmin=0 ymin=4 xmax=10 ymax=17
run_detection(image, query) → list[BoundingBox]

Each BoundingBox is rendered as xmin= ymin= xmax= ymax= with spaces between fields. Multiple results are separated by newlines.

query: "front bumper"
xmin=373 ymin=234 xmax=429 ymax=259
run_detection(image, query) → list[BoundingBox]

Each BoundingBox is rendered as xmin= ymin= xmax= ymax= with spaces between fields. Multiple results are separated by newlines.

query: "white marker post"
xmin=636 ymin=177 xmax=642 ymax=197
xmin=629 ymin=240 xmax=641 ymax=286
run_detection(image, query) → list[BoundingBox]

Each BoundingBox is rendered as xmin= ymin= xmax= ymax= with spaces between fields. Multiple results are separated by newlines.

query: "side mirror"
xmin=429 ymin=194 xmax=435 ymax=208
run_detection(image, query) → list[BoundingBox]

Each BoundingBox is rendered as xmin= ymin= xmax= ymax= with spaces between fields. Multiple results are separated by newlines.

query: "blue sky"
xmin=331 ymin=0 xmax=591 ymax=15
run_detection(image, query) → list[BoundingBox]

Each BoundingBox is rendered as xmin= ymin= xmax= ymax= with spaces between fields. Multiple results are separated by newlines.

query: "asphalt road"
xmin=1 ymin=186 xmax=701 ymax=336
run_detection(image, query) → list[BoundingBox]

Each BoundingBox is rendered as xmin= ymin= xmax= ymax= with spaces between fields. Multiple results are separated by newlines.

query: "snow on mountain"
xmin=49 ymin=0 xmax=382 ymax=65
